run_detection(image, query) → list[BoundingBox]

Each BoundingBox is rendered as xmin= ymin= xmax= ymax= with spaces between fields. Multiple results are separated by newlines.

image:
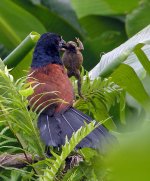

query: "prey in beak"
xmin=59 ymin=36 xmax=67 ymax=49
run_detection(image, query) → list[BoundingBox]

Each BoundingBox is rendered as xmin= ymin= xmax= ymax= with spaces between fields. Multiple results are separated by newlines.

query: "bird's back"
xmin=27 ymin=63 xmax=74 ymax=115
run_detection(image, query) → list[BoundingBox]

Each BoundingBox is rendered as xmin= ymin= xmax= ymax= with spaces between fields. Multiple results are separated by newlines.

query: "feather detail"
xmin=38 ymin=107 xmax=113 ymax=150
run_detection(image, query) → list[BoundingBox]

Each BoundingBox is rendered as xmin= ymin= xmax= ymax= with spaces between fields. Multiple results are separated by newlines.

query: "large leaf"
xmin=0 ymin=0 xmax=46 ymax=78
xmin=89 ymin=25 xmax=150 ymax=79
xmin=12 ymin=0 xmax=84 ymax=40
xmin=71 ymin=0 xmax=140 ymax=18
xmin=126 ymin=1 xmax=150 ymax=37
xmin=79 ymin=15 xmax=127 ymax=70
xmin=80 ymin=15 xmax=126 ymax=38
xmin=3 ymin=32 xmax=40 ymax=68
xmin=71 ymin=0 xmax=114 ymax=18
xmin=106 ymin=124 xmax=150 ymax=181
xmin=104 ymin=0 xmax=140 ymax=14
xmin=40 ymin=0 xmax=83 ymax=35
xmin=111 ymin=64 xmax=150 ymax=108
xmin=3 ymin=32 xmax=40 ymax=79
xmin=0 ymin=0 xmax=46 ymax=51
xmin=134 ymin=44 xmax=150 ymax=76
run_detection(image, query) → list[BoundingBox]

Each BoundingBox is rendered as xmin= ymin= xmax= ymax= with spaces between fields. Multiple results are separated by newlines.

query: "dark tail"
xmin=38 ymin=107 xmax=114 ymax=151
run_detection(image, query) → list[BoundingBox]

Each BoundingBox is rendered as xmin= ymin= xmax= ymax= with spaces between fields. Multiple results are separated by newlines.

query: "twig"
xmin=0 ymin=153 xmax=41 ymax=168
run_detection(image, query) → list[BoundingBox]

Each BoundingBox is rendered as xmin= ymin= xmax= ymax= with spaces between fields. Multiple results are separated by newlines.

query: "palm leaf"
xmin=89 ymin=25 xmax=150 ymax=79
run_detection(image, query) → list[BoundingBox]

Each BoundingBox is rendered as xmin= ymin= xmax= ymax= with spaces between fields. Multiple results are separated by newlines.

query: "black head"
xmin=31 ymin=32 xmax=66 ymax=68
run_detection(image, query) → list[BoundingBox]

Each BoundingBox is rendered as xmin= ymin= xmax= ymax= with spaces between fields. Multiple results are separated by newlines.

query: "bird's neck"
xmin=31 ymin=45 xmax=63 ymax=68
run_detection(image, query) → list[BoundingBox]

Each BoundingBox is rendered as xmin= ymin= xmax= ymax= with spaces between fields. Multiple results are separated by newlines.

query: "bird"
xmin=27 ymin=32 xmax=113 ymax=153
xmin=61 ymin=38 xmax=84 ymax=98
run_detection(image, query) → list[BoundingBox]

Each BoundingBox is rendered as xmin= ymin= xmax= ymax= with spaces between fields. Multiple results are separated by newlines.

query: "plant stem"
xmin=7 ymin=122 xmax=38 ymax=174
xmin=3 ymin=32 xmax=40 ymax=68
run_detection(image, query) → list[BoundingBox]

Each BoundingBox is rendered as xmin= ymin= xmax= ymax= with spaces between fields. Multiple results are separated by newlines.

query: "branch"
xmin=0 ymin=153 xmax=41 ymax=168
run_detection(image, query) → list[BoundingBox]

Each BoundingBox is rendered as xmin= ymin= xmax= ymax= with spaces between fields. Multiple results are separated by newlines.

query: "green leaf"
xmin=89 ymin=25 xmax=150 ymax=79
xmin=74 ymin=75 xmax=122 ymax=130
xmin=79 ymin=15 xmax=127 ymax=70
xmin=0 ymin=0 xmax=46 ymax=51
xmin=0 ymin=0 xmax=46 ymax=78
xmin=41 ymin=0 xmax=83 ymax=35
xmin=2 ymin=32 xmax=40 ymax=79
xmin=0 ymin=58 xmax=5 ymax=70
xmin=12 ymin=0 xmax=84 ymax=40
xmin=71 ymin=0 xmax=114 ymax=18
xmin=71 ymin=0 xmax=140 ymax=18
xmin=0 ymin=67 xmax=45 ymax=157
xmin=106 ymin=124 xmax=150 ymax=181
xmin=111 ymin=64 xmax=150 ymax=108
xmin=80 ymin=15 xmax=126 ymax=39
xmin=3 ymin=32 xmax=40 ymax=69
xmin=41 ymin=121 xmax=98 ymax=181
xmin=134 ymin=44 xmax=150 ymax=76
xmin=104 ymin=0 xmax=140 ymax=14
xmin=19 ymin=86 xmax=34 ymax=97
xmin=83 ymin=31 xmax=127 ymax=70
xmin=126 ymin=1 xmax=150 ymax=37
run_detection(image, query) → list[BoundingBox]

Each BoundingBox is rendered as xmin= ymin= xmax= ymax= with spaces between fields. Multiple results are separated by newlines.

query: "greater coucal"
xmin=27 ymin=33 xmax=112 ymax=151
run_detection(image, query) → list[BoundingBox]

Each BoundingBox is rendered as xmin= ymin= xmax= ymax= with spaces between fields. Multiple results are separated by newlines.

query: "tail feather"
xmin=38 ymin=107 xmax=114 ymax=150
xmin=38 ymin=115 xmax=62 ymax=146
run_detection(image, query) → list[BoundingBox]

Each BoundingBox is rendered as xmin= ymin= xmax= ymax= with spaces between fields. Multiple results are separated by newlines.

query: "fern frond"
xmin=0 ymin=66 xmax=44 ymax=157
xmin=73 ymin=72 xmax=123 ymax=129
xmin=40 ymin=121 xmax=99 ymax=181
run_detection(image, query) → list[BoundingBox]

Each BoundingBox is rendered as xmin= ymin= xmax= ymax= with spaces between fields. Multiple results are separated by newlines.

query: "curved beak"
xmin=59 ymin=38 xmax=67 ymax=49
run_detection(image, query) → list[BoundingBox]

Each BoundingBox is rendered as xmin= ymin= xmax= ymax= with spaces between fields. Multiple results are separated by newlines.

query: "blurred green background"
xmin=0 ymin=0 xmax=150 ymax=74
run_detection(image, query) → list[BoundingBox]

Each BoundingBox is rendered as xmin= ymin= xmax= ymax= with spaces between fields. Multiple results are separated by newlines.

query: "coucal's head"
xmin=31 ymin=32 xmax=66 ymax=68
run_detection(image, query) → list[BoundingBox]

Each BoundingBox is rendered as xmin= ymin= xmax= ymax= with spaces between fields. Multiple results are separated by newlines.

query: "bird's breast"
xmin=27 ymin=64 xmax=74 ymax=114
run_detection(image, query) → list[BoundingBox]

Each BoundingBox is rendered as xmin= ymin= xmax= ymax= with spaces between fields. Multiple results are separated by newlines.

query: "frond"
xmin=73 ymin=70 xmax=124 ymax=129
xmin=39 ymin=121 xmax=99 ymax=181
xmin=0 ymin=65 xmax=44 ymax=157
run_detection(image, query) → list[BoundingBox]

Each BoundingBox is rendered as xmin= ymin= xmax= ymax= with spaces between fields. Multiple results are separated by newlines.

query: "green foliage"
xmin=134 ymin=44 xmax=150 ymax=76
xmin=0 ymin=1 xmax=150 ymax=180
xmin=89 ymin=25 xmax=150 ymax=79
xmin=111 ymin=64 xmax=150 ymax=108
xmin=4 ymin=31 xmax=40 ymax=79
xmin=0 ymin=58 xmax=120 ymax=180
xmin=0 ymin=59 xmax=44 ymax=157
xmin=71 ymin=0 xmax=140 ymax=17
xmin=0 ymin=0 xmax=145 ymax=76
xmin=74 ymin=72 xmax=122 ymax=129
xmin=0 ymin=0 xmax=149 ymax=76
xmin=106 ymin=122 xmax=150 ymax=181
xmin=126 ymin=0 xmax=150 ymax=37
xmin=40 ymin=121 xmax=98 ymax=181
xmin=0 ymin=0 xmax=45 ymax=50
